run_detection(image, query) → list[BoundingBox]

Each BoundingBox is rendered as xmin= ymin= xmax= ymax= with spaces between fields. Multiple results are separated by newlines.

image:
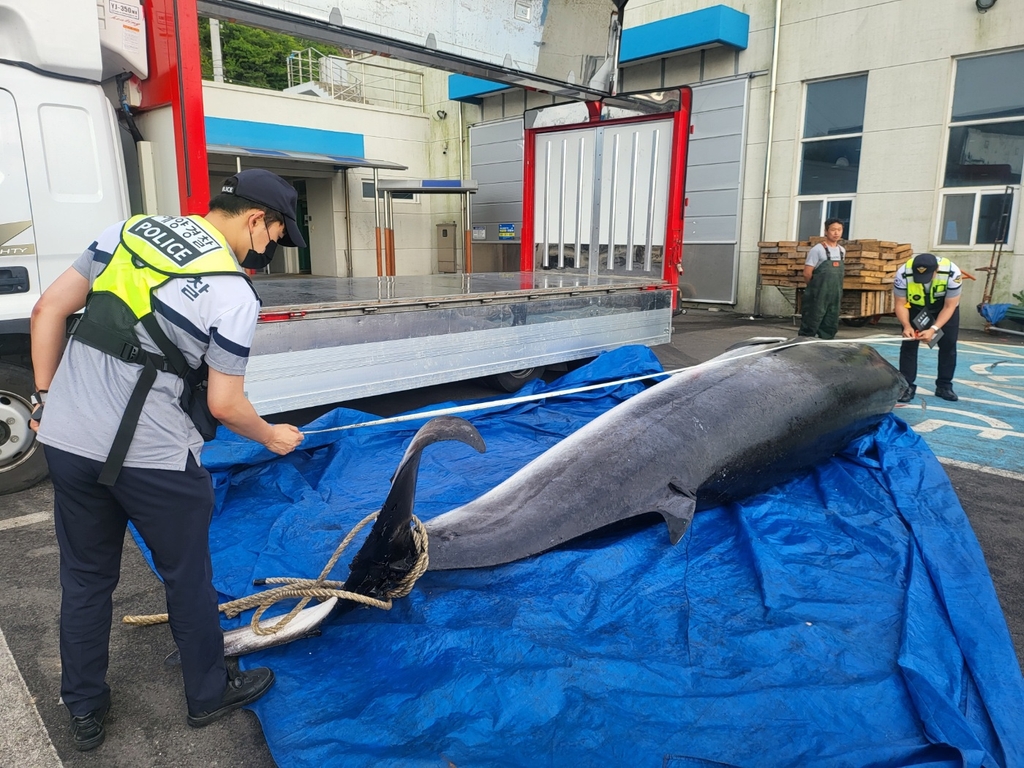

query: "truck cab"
xmin=0 ymin=0 xmax=680 ymax=497
xmin=0 ymin=0 xmax=136 ymax=493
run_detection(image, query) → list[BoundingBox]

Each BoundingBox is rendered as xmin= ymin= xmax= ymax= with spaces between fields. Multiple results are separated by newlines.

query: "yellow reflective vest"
xmin=904 ymin=256 xmax=953 ymax=307
xmin=92 ymin=214 xmax=246 ymax=316
xmin=70 ymin=215 xmax=253 ymax=485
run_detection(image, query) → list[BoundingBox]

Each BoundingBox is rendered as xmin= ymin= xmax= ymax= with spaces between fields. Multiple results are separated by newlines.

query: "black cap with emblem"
xmin=910 ymin=252 xmax=939 ymax=283
xmin=220 ymin=169 xmax=307 ymax=248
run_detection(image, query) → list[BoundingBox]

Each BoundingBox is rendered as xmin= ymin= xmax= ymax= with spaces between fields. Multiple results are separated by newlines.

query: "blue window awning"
xmin=205 ymin=117 xmax=407 ymax=171
xmin=620 ymin=5 xmax=749 ymax=65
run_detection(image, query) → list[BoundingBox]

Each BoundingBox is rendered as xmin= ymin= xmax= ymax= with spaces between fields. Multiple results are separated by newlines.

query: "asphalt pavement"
xmin=0 ymin=308 xmax=1021 ymax=767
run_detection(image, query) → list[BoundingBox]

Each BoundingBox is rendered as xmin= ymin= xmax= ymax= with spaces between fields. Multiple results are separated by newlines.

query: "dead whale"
xmin=345 ymin=339 xmax=905 ymax=597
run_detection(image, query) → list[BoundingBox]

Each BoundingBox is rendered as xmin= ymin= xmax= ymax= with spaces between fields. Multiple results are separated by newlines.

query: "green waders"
xmin=798 ymin=257 xmax=845 ymax=339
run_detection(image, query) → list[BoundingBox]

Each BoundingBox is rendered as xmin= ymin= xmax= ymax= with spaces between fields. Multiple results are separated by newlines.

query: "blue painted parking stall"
xmin=869 ymin=338 xmax=1024 ymax=478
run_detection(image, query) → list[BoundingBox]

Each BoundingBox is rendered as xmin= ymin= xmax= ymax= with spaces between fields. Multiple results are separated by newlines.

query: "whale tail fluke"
xmin=343 ymin=416 xmax=485 ymax=598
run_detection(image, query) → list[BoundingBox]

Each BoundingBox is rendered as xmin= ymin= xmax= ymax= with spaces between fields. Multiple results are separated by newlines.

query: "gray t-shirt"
xmin=38 ymin=219 xmax=261 ymax=470
xmin=805 ymin=242 xmax=845 ymax=268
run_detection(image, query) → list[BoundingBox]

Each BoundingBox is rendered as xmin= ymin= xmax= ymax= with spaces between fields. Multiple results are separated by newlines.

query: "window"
xmin=361 ymin=180 xmax=416 ymax=201
xmin=937 ymin=188 xmax=1016 ymax=245
xmin=795 ymin=75 xmax=867 ymax=239
xmin=797 ymin=199 xmax=853 ymax=241
xmin=936 ymin=50 xmax=1023 ymax=248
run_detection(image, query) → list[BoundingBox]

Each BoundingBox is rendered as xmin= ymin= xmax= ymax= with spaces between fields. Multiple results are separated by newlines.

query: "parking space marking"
xmin=0 ymin=512 xmax=51 ymax=532
xmin=871 ymin=340 xmax=1024 ymax=474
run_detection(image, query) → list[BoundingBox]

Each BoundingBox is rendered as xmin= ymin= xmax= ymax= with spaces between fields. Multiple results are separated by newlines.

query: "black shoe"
xmin=187 ymin=666 xmax=275 ymax=728
xmin=898 ymin=384 xmax=916 ymax=403
xmin=70 ymin=701 xmax=109 ymax=751
xmin=935 ymin=387 xmax=958 ymax=402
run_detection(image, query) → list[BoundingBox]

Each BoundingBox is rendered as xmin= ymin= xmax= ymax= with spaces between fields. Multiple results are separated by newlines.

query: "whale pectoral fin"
xmin=655 ymin=481 xmax=698 ymax=545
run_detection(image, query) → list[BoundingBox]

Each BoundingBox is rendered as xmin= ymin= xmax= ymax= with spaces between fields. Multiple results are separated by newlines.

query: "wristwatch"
xmin=29 ymin=389 xmax=47 ymax=421
xmin=931 ymin=325 xmax=941 ymax=332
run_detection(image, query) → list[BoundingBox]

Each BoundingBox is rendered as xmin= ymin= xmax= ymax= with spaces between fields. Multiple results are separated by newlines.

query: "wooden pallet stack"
xmin=758 ymin=238 xmax=913 ymax=318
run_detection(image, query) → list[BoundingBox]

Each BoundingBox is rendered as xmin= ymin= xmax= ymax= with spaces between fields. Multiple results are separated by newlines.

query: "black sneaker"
xmin=70 ymin=701 xmax=109 ymax=751
xmin=897 ymin=384 xmax=916 ymax=403
xmin=187 ymin=666 xmax=275 ymax=728
xmin=935 ymin=387 xmax=958 ymax=402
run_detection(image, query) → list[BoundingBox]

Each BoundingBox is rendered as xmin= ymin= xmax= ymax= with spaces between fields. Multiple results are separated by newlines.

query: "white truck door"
xmin=0 ymin=88 xmax=38 ymax=319
xmin=532 ymin=118 xmax=674 ymax=277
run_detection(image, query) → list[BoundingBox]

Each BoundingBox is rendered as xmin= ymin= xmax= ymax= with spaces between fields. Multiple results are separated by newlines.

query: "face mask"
xmin=240 ymin=219 xmax=279 ymax=270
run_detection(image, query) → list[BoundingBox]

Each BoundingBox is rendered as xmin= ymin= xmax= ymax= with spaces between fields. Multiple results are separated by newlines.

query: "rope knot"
xmin=122 ymin=512 xmax=429 ymax=638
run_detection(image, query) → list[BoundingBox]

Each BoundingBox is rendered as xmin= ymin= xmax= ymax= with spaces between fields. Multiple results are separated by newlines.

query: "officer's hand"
xmin=919 ymin=328 xmax=935 ymax=343
xmin=901 ymin=326 xmax=918 ymax=339
xmin=263 ymin=423 xmax=305 ymax=455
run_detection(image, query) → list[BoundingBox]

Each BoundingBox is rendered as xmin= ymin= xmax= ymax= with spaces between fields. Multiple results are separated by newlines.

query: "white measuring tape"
xmin=299 ymin=335 xmax=905 ymax=437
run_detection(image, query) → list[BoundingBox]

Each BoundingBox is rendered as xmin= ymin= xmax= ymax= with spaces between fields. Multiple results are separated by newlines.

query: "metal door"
xmin=680 ymin=78 xmax=750 ymax=303
xmin=528 ymin=117 xmax=679 ymax=279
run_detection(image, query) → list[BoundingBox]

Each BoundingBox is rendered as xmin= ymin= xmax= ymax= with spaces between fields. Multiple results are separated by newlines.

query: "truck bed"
xmin=246 ymin=271 xmax=673 ymax=414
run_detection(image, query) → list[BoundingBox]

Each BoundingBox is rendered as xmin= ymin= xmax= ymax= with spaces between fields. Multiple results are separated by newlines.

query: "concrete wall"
xmin=476 ymin=0 xmax=1024 ymax=327
xmin=758 ymin=0 xmax=1023 ymax=326
xmin=202 ymin=73 xmax=475 ymax=277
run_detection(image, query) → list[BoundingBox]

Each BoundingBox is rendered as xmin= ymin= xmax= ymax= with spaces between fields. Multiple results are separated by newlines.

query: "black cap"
xmin=911 ymin=253 xmax=939 ymax=283
xmin=220 ymin=169 xmax=307 ymax=248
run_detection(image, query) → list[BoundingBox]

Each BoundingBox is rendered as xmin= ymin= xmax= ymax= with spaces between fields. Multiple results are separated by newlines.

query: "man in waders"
xmin=29 ymin=169 xmax=305 ymax=750
xmin=798 ymin=218 xmax=846 ymax=339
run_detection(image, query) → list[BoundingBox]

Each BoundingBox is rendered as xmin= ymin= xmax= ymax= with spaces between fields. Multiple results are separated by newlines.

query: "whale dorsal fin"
xmin=654 ymin=480 xmax=698 ymax=545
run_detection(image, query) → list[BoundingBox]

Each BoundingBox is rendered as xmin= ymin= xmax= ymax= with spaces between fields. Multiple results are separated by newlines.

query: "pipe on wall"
xmin=755 ymin=0 xmax=783 ymax=316
xmin=342 ymin=170 xmax=353 ymax=277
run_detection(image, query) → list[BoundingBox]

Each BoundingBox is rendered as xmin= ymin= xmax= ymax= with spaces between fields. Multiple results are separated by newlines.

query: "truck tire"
xmin=492 ymin=367 xmax=544 ymax=393
xmin=0 ymin=362 xmax=49 ymax=495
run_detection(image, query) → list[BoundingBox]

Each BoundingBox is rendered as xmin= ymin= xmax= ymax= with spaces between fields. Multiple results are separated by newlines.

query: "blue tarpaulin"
xmin=978 ymin=303 xmax=1012 ymax=325
xmin=153 ymin=347 xmax=1024 ymax=767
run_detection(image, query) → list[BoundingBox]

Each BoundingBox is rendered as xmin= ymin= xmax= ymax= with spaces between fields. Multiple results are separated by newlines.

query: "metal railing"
xmin=286 ymin=48 xmax=424 ymax=113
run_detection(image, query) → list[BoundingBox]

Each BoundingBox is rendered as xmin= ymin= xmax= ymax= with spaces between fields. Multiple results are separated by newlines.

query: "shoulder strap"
xmin=92 ymin=318 xmax=195 ymax=485
xmin=139 ymin=314 xmax=190 ymax=378
xmin=68 ymin=293 xmax=194 ymax=485
xmin=98 ymin=359 xmax=158 ymax=486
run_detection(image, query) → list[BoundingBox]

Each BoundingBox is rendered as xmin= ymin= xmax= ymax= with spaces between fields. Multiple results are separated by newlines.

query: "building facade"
xmin=456 ymin=0 xmax=1023 ymax=328
xmin=141 ymin=46 xmax=480 ymax=280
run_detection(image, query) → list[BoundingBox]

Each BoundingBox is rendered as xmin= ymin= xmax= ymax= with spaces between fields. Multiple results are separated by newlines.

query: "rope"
xmin=122 ymin=512 xmax=429 ymax=635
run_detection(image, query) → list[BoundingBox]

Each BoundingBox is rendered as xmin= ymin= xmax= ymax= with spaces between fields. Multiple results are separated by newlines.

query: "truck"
xmin=0 ymin=0 xmax=687 ymax=495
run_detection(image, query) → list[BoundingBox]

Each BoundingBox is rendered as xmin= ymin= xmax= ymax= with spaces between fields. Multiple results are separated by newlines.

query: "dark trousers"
xmin=899 ymin=305 xmax=960 ymax=389
xmin=44 ymin=446 xmax=226 ymax=717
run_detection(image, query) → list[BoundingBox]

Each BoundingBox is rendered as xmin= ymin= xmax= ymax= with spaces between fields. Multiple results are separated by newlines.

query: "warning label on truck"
xmin=127 ymin=216 xmax=221 ymax=266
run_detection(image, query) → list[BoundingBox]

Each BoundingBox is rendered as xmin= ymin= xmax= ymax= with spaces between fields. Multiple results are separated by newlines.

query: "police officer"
xmin=893 ymin=252 xmax=963 ymax=403
xmin=29 ymin=169 xmax=305 ymax=750
xmin=798 ymin=218 xmax=846 ymax=339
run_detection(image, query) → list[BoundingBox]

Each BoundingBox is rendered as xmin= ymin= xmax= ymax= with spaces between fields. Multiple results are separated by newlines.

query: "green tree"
xmin=198 ymin=18 xmax=342 ymax=91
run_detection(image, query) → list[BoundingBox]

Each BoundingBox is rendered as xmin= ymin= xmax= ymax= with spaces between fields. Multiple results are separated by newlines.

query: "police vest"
xmin=904 ymin=256 xmax=953 ymax=307
xmin=70 ymin=215 xmax=256 ymax=486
